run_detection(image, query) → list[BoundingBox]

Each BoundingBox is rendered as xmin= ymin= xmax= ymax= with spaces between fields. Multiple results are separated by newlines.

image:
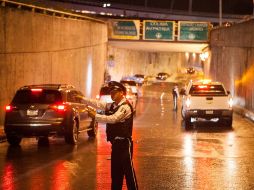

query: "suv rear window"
xmin=12 ymin=90 xmax=62 ymax=104
xmin=189 ymin=85 xmax=227 ymax=96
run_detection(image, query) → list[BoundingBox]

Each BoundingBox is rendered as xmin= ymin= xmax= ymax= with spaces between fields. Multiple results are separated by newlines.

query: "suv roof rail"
xmin=59 ymin=84 xmax=75 ymax=89
xmin=20 ymin=84 xmax=75 ymax=90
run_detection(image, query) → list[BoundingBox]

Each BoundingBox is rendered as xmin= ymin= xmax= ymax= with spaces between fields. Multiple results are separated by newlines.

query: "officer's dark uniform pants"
xmin=111 ymin=138 xmax=138 ymax=190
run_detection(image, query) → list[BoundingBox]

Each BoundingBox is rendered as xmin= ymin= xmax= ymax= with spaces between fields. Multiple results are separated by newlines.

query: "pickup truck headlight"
xmin=228 ymin=97 xmax=233 ymax=108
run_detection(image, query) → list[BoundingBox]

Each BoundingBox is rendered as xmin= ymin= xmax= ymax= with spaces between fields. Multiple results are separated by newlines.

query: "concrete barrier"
xmin=0 ymin=6 xmax=108 ymax=125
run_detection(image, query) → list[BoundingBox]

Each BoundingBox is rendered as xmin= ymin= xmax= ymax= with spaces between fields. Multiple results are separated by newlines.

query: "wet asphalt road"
xmin=1 ymin=82 xmax=254 ymax=190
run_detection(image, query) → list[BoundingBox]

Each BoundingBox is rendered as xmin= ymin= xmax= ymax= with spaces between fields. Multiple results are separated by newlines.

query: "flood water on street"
xmin=1 ymin=83 xmax=254 ymax=189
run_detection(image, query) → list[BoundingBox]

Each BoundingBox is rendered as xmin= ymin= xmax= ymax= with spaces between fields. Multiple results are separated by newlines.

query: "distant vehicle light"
xmin=201 ymin=79 xmax=211 ymax=84
xmin=96 ymin=95 xmax=100 ymax=99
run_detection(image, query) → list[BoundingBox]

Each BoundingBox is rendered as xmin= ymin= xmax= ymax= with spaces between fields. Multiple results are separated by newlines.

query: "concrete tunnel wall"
xmin=208 ymin=19 xmax=254 ymax=111
xmin=107 ymin=46 xmax=187 ymax=82
xmin=0 ymin=7 xmax=107 ymax=124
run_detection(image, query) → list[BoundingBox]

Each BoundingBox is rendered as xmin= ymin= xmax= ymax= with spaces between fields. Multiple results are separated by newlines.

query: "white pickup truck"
xmin=181 ymin=80 xmax=233 ymax=130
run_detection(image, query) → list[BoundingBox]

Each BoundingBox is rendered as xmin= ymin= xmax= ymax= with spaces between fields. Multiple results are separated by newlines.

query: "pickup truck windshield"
xmin=189 ymin=85 xmax=227 ymax=96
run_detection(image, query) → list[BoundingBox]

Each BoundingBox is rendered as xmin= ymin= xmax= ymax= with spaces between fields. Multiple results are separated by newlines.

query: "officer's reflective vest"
xmin=105 ymin=101 xmax=133 ymax=142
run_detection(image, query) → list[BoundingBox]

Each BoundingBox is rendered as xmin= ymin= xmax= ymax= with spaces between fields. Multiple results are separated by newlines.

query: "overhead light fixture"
xmin=103 ymin=3 xmax=111 ymax=7
xmin=200 ymin=52 xmax=209 ymax=61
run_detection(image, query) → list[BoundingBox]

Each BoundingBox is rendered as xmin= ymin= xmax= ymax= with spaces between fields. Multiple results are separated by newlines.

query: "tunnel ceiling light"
xmin=200 ymin=52 xmax=209 ymax=61
xmin=103 ymin=3 xmax=111 ymax=7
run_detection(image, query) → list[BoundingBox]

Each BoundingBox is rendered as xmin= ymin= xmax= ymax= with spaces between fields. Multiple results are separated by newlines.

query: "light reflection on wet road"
xmin=1 ymin=82 xmax=254 ymax=189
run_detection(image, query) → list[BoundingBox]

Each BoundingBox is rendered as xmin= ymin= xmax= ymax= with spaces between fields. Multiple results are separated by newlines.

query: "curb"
xmin=233 ymin=106 xmax=254 ymax=122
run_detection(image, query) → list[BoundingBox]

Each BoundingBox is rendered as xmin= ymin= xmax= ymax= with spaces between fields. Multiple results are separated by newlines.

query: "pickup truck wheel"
xmin=221 ymin=117 xmax=232 ymax=128
xmin=38 ymin=136 xmax=49 ymax=146
xmin=87 ymin=119 xmax=98 ymax=138
xmin=6 ymin=135 xmax=22 ymax=146
xmin=65 ymin=119 xmax=79 ymax=145
xmin=184 ymin=117 xmax=192 ymax=130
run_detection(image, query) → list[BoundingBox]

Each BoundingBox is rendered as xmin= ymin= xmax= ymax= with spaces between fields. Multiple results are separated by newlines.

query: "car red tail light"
xmin=57 ymin=105 xmax=65 ymax=110
xmin=50 ymin=103 xmax=67 ymax=112
xmin=5 ymin=105 xmax=12 ymax=112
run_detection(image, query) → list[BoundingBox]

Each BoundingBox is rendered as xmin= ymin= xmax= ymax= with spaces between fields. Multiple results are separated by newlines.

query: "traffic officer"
xmin=83 ymin=81 xmax=138 ymax=190
xmin=172 ymin=84 xmax=180 ymax=111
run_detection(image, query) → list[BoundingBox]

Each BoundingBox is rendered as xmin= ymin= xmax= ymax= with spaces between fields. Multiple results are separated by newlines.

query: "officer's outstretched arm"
xmin=95 ymin=104 xmax=131 ymax=124
xmin=81 ymin=96 xmax=107 ymax=110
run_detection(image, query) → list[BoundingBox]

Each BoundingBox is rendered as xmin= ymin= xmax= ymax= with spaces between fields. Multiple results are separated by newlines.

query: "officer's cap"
xmin=108 ymin=81 xmax=126 ymax=94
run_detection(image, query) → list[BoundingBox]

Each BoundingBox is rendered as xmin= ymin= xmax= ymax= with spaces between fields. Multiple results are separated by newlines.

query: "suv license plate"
xmin=27 ymin=110 xmax=38 ymax=116
xmin=206 ymin=110 xmax=213 ymax=114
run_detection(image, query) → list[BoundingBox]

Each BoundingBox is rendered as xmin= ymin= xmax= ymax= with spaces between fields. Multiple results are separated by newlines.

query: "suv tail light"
xmin=5 ymin=105 xmax=12 ymax=112
xmin=50 ymin=103 xmax=67 ymax=112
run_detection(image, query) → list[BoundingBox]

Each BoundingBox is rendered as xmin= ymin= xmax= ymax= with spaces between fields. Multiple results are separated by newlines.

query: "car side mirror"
xmin=180 ymin=89 xmax=186 ymax=95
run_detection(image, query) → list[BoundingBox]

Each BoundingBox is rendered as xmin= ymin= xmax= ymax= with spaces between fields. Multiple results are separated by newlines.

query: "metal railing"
xmin=0 ymin=0 xmax=105 ymax=23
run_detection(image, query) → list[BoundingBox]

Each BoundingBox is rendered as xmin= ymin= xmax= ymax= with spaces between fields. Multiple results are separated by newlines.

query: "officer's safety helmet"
xmin=108 ymin=81 xmax=127 ymax=95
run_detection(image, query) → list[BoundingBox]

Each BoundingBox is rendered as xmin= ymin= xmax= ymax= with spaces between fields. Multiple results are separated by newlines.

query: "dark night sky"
xmin=89 ymin=0 xmax=253 ymax=15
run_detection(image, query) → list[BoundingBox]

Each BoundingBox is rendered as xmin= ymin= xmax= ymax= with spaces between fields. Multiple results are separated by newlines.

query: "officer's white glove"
xmin=86 ymin=106 xmax=96 ymax=119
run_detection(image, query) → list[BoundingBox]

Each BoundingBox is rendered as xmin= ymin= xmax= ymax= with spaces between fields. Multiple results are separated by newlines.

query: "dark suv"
xmin=4 ymin=84 xmax=97 ymax=146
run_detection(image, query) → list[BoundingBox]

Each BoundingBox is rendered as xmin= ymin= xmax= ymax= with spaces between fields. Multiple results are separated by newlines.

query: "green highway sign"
xmin=178 ymin=21 xmax=209 ymax=41
xmin=109 ymin=20 xmax=140 ymax=40
xmin=143 ymin=21 xmax=175 ymax=41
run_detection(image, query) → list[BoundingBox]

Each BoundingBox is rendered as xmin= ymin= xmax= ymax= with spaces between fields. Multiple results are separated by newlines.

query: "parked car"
xmin=156 ymin=72 xmax=170 ymax=80
xmin=125 ymin=86 xmax=138 ymax=112
xmin=120 ymin=80 xmax=138 ymax=96
xmin=186 ymin=67 xmax=195 ymax=74
xmin=97 ymin=84 xmax=137 ymax=113
xmin=134 ymin=74 xmax=145 ymax=85
xmin=4 ymin=84 xmax=98 ymax=146
xmin=97 ymin=85 xmax=113 ymax=103
xmin=144 ymin=75 xmax=156 ymax=84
